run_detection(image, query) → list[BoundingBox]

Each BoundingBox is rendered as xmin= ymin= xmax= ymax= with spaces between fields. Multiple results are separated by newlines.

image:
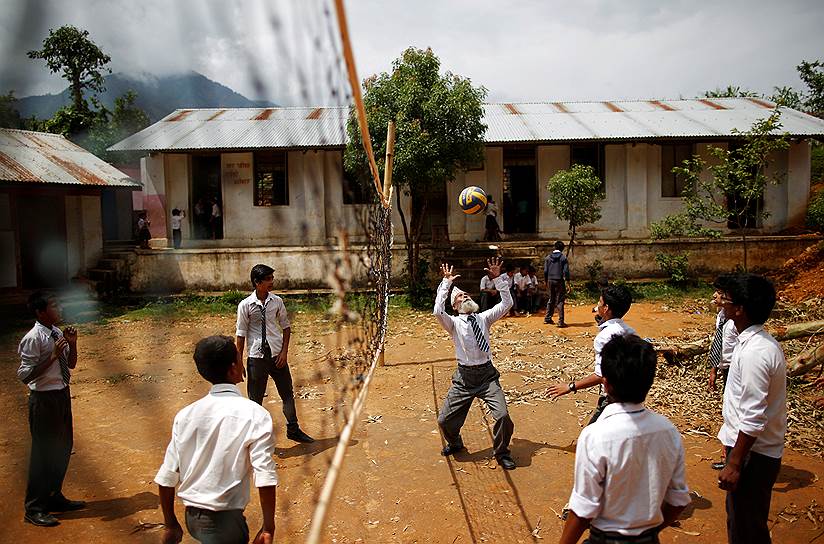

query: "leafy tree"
xmin=27 ymin=25 xmax=111 ymax=135
xmin=79 ymin=91 xmax=150 ymax=161
xmin=797 ymin=60 xmax=824 ymax=117
xmin=655 ymin=110 xmax=789 ymax=270
xmin=0 ymin=91 xmax=23 ymax=129
xmin=703 ymin=86 xmax=760 ymax=98
xmin=344 ymin=47 xmax=486 ymax=307
xmin=769 ymin=86 xmax=803 ymax=109
xmin=545 ymin=164 xmax=604 ymax=256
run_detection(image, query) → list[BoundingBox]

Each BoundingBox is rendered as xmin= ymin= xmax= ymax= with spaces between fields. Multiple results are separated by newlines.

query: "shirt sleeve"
xmin=275 ymin=299 xmax=290 ymax=330
xmin=236 ymin=300 xmax=249 ymax=338
xmin=664 ymin=431 xmax=692 ymax=507
xmin=482 ymin=275 xmax=513 ymax=322
xmin=17 ymin=334 xmax=43 ymax=384
xmin=593 ymin=332 xmax=608 ymax=377
xmin=433 ymin=278 xmax=456 ymax=334
xmin=736 ymin=348 xmax=777 ymax=437
xmin=567 ymin=429 xmax=604 ymax=520
xmin=249 ymin=411 xmax=279 ymax=487
xmin=720 ymin=320 xmax=738 ymax=370
xmin=154 ymin=419 xmax=182 ymax=488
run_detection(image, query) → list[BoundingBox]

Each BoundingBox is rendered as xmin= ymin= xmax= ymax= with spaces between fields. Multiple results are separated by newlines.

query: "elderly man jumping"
xmin=434 ymin=257 xmax=516 ymax=470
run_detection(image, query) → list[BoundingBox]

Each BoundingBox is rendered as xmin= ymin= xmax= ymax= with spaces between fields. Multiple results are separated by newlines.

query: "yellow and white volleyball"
xmin=458 ymin=186 xmax=488 ymax=215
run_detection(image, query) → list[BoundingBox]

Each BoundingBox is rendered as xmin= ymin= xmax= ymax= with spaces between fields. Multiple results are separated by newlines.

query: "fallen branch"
xmin=788 ymin=343 xmax=824 ymax=377
xmin=773 ymin=320 xmax=824 ymax=342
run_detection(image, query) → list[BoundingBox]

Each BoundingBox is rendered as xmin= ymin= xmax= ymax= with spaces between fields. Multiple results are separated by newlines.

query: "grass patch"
xmin=567 ymin=280 xmax=713 ymax=303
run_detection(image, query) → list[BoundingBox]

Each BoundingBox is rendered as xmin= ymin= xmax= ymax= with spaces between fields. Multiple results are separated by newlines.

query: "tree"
xmin=0 ymin=91 xmax=23 ymax=129
xmin=703 ymin=86 xmax=760 ymax=98
xmin=797 ymin=60 xmax=824 ymax=117
xmin=652 ymin=110 xmax=789 ymax=270
xmin=82 ymin=91 xmax=151 ymax=161
xmin=27 ymin=25 xmax=111 ymax=135
xmin=344 ymin=47 xmax=486 ymax=306
xmin=545 ymin=164 xmax=603 ymax=256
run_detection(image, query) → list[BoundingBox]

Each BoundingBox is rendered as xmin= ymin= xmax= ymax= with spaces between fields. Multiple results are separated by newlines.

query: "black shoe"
xmin=24 ymin=512 xmax=60 ymax=527
xmin=441 ymin=444 xmax=465 ymax=457
xmin=49 ymin=496 xmax=86 ymax=512
xmin=557 ymin=322 xmax=568 ymax=328
xmin=497 ymin=455 xmax=516 ymax=470
xmin=286 ymin=428 xmax=315 ymax=443
xmin=545 ymin=318 xmax=555 ymax=325
xmin=711 ymin=461 xmax=726 ymax=470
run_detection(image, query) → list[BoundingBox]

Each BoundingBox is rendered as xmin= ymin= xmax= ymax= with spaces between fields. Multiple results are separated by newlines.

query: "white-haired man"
xmin=435 ymin=257 xmax=516 ymax=470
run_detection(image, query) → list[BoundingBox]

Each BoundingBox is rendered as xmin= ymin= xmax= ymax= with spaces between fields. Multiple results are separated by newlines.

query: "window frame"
xmin=660 ymin=141 xmax=694 ymax=198
xmin=570 ymin=142 xmax=606 ymax=191
xmin=253 ymin=151 xmax=289 ymax=207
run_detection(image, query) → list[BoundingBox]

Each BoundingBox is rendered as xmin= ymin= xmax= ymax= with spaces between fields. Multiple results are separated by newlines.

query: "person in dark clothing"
xmin=544 ymin=241 xmax=570 ymax=327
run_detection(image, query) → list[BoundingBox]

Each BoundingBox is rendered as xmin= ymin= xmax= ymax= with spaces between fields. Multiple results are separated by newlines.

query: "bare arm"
xmin=718 ymin=431 xmax=757 ymax=492
xmin=236 ymin=336 xmax=246 ymax=366
xmin=275 ymin=327 xmax=290 ymax=369
xmin=660 ymin=501 xmax=686 ymax=529
xmin=158 ymin=485 xmax=183 ymax=544
xmin=558 ymin=510 xmax=590 ymax=544
xmin=548 ymin=373 xmax=603 ymax=399
xmin=64 ymin=326 xmax=78 ymax=369
xmin=253 ymin=486 xmax=277 ymax=543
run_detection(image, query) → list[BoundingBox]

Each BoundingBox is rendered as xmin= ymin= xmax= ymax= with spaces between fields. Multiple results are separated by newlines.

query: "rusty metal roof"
xmin=0 ymin=129 xmax=140 ymax=187
xmin=109 ymin=98 xmax=824 ymax=152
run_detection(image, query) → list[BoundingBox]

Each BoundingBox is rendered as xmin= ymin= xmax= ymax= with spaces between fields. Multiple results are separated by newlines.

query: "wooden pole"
xmin=382 ymin=121 xmax=395 ymax=204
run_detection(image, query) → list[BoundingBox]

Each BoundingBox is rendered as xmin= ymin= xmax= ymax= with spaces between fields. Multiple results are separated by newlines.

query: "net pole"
xmin=332 ymin=0 xmax=388 ymax=209
xmin=378 ymin=120 xmax=395 ymax=369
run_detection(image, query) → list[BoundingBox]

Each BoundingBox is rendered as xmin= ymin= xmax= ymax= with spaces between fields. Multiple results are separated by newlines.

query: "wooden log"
xmin=787 ymin=343 xmax=824 ymax=377
xmin=772 ymin=320 xmax=824 ymax=342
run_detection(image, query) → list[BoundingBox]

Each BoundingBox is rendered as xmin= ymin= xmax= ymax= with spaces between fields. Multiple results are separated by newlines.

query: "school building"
xmin=109 ymin=98 xmax=824 ymax=291
xmin=0 ymin=128 xmax=139 ymax=290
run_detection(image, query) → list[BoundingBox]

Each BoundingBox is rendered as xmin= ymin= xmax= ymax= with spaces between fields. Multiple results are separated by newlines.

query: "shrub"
xmin=807 ymin=187 xmax=824 ymax=232
xmin=584 ymin=259 xmax=604 ymax=291
xmin=650 ymin=214 xmax=721 ymax=240
xmin=655 ymin=252 xmax=690 ymax=286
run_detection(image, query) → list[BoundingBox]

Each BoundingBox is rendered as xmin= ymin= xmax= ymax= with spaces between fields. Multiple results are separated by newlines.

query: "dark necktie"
xmin=51 ymin=330 xmax=71 ymax=386
xmin=260 ymin=301 xmax=270 ymax=353
xmin=708 ymin=318 xmax=726 ymax=368
xmin=467 ymin=314 xmax=490 ymax=352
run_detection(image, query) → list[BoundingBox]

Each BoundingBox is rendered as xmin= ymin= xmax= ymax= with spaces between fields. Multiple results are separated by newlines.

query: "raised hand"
xmin=485 ymin=257 xmax=504 ymax=279
xmin=440 ymin=263 xmax=460 ymax=282
xmin=63 ymin=326 xmax=77 ymax=345
xmin=53 ymin=337 xmax=69 ymax=360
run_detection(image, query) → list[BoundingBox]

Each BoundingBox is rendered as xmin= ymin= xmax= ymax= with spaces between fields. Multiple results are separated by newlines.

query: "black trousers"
xmin=246 ymin=353 xmax=299 ymax=430
xmin=725 ymin=447 xmax=781 ymax=544
xmin=546 ymin=279 xmax=566 ymax=323
xmin=172 ymin=229 xmax=182 ymax=249
xmin=185 ymin=506 xmax=249 ymax=543
xmin=25 ymin=387 xmax=73 ymax=514
xmin=585 ymin=526 xmax=660 ymax=544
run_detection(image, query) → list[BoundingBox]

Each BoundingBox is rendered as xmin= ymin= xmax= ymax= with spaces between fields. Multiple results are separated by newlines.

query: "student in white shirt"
xmin=434 ymin=258 xmax=516 ymax=470
xmin=560 ymin=334 xmax=691 ymax=544
xmin=156 ymin=335 xmax=279 ymax=544
xmin=513 ymin=265 xmax=532 ymax=315
xmin=170 ymin=208 xmax=186 ymax=249
xmin=716 ymin=274 xmax=786 ymax=544
xmin=548 ymin=284 xmax=635 ymax=424
xmin=236 ymin=264 xmax=314 ymax=443
xmin=478 ymin=273 xmax=499 ymax=312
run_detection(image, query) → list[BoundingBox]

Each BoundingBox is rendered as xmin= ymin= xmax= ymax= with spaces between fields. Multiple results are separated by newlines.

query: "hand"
xmin=161 ymin=523 xmax=184 ymax=544
xmin=275 ymin=350 xmax=288 ymax=369
xmin=718 ymin=462 xmax=740 ymax=492
xmin=708 ymin=367 xmax=717 ymax=391
xmin=548 ymin=383 xmax=570 ymax=399
xmin=53 ymin=337 xmax=69 ymax=359
xmin=440 ymin=263 xmax=460 ymax=282
xmin=63 ymin=326 xmax=77 ymax=345
xmin=484 ymin=257 xmax=503 ymax=279
xmin=253 ymin=528 xmax=275 ymax=544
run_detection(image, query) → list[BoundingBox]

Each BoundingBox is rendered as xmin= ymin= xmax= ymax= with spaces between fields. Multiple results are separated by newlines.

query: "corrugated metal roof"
xmin=0 ymin=129 xmax=140 ymax=187
xmin=109 ymin=98 xmax=824 ymax=152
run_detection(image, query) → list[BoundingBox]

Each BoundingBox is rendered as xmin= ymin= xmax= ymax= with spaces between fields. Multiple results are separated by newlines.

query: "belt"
xmin=588 ymin=527 xmax=659 ymax=544
xmin=458 ymin=361 xmax=492 ymax=369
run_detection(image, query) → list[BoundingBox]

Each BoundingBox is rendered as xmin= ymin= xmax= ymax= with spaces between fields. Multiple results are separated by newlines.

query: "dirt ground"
xmin=1 ymin=299 xmax=823 ymax=544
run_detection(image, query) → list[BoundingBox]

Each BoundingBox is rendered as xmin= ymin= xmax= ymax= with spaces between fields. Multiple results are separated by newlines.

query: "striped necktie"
xmin=260 ymin=300 xmax=270 ymax=352
xmin=467 ymin=314 xmax=490 ymax=352
xmin=51 ymin=330 xmax=71 ymax=386
xmin=708 ymin=318 xmax=725 ymax=368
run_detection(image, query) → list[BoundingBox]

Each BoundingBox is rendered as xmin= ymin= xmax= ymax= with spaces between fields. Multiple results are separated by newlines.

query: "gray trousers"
xmin=437 ymin=362 xmax=514 ymax=458
xmin=185 ymin=506 xmax=249 ymax=543
xmin=246 ymin=353 xmax=298 ymax=430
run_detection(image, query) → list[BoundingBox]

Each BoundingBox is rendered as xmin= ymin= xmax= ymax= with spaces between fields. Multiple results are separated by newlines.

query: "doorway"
xmin=17 ymin=194 xmax=68 ymax=288
xmin=191 ymin=155 xmax=222 ymax=239
xmin=502 ymin=146 xmax=537 ymax=234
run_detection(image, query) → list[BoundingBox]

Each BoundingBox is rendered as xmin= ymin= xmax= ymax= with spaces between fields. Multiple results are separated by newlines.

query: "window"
xmin=254 ymin=151 xmax=288 ymax=206
xmin=661 ymin=143 xmax=693 ymax=197
xmin=571 ymin=143 xmax=605 ymax=189
xmin=342 ymin=154 xmax=372 ymax=204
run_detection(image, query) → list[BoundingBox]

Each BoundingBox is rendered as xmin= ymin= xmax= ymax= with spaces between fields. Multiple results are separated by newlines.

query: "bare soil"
xmin=1 ymin=301 xmax=822 ymax=543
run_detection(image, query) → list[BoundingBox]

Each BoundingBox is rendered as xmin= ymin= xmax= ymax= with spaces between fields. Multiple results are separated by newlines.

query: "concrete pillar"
xmin=537 ymin=145 xmax=570 ymax=236
xmin=787 ymin=140 xmax=811 ymax=227
xmin=141 ymin=154 xmax=168 ymax=244
xmin=624 ymin=143 xmax=649 ymax=237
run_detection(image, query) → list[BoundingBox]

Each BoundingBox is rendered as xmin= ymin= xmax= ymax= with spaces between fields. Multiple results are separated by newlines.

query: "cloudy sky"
xmin=1 ymin=0 xmax=822 ymax=106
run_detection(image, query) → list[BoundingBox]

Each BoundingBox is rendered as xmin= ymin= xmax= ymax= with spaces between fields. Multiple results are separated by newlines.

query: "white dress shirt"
xmin=718 ymin=324 xmax=787 ymax=459
xmin=569 ymin=403 xmax=691 ymax=535
xmin=720 ymin=319 xmax=738 ymax=371
xmin=170 ymin=215 xmax=183 ymax=230
xmin=593 ymin=319 xmax=636 ymax=377
xmin=434 ymin=275 xmax=512 ymax=366
xmin=155 ymin=384 xmax=279 ymax=511
xmin=17 ymin=321 xmax=69 ymax=391
xmin=513 ymin=272 xmax=530 ymax=291
xmin=479 ymin=275 xmax=496 ymax=292
xmin=236 ymin=292 xmax=290 ymax=358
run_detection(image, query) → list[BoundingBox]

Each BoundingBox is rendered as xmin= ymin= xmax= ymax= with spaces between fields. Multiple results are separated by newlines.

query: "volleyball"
xmin=459 ymin=186 xmax=488 ymax=215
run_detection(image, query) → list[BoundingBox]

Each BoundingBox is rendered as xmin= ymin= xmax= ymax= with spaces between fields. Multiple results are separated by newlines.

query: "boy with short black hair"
xmin=156 ymin=335 xmax=278 ymax=544
xmin=236 ymin=264 xmax=314 ymax=443
xmin=559 ymin=334 xmax=691 ymax=544
xmin=544 ymin=240 xmax=570 ymax=327
xmin=170 ymin=208 xmax=186 ymax=249
xmin=17 ymin=291 xmax=86 ymax=527
xmin=716 ymin=274 xmax=786 ymax=544
xmin=548 ymin=284 xmax=635 ymax=424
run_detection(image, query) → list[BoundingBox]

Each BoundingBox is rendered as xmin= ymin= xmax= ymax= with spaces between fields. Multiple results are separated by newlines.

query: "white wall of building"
xmin=65 ymin=194 xmax=102 ymax=279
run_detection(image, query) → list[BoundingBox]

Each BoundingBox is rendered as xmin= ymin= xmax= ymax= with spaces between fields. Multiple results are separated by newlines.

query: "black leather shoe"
xmin=24 ymin=512 xmax=60 ymax=527
xmin=497 ymin=455 xmax=516 ymax=470
xmin=544 ymin=318 xmax=555 ymax=325
xmin=557 ymin=322 xmax=568 ymax=328
xmin=441 ymin=444 xmax=465 ymax=457
xmin=286 ymin=428 xmax=315 ymax=443
xmin=49 ymin=496 xmax=87 ymax=512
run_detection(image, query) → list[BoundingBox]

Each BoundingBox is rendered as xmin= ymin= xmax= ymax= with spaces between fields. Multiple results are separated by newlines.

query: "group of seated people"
xmin=480 ymin=263 xmax=541 ymax=315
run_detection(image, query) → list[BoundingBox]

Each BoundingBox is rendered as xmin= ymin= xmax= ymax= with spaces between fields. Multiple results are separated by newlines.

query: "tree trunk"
xmin=395 ymin=189 xmax=414 ymax=285
xmin=567 ymin=223 xmax=576 ymax=257
xmin=772 ymin=320 xmax=824 ymax=341
xmin=787 ymin=343 xmax=824 ymax=377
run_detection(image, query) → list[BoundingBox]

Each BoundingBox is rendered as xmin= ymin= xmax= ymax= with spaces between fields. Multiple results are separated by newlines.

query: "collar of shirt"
xmin=599 ymin=402 xmax=646 ymax=420
xmin=736 ymin=323 xmax=764 ymax=344
xmin=209 ymin=383 xmax=242 ymax=396
xmin=250 ymin=292 xmax=274 ymax=306
xmin=34 ymin=321 xmax=56 ymax=336
xmin=598 ymin=318 xmax=622 ymax=330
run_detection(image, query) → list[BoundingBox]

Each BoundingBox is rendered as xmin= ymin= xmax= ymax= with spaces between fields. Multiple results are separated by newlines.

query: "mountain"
xmin=15 ymin=71 xmax=277 ymax=122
